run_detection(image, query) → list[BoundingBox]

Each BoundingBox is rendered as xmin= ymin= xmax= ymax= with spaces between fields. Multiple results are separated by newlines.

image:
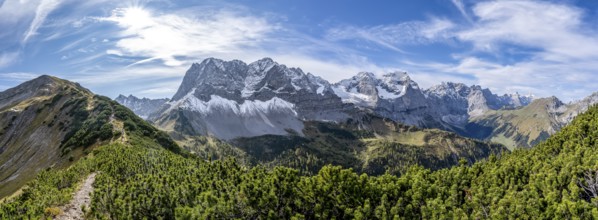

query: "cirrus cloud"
xmin=97 ymin=6 xmax=276 ymax=67
xmin=327 ymin=0 xmax=598 ymax=101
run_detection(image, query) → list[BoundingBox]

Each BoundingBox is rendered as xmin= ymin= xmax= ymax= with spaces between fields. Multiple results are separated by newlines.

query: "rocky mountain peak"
xmin=425 ymin=82 xmax=470 ymax=98
xmin=253 ymin=57 xmax=276 ymax=67
xmin=0 ymin=75 xmax=89 ymax=110
xmin=381 ymin=71 xmax=410 ymax=83
xmin=115 ymin=95 xmax=169 ymax=119
xmin=171 ymin=58 xmax=249 ymax=102
xmin=532 ymin=96 xmax=564 ymax=110
xmin=356 ymin=72 xmax=376 ymax=79
xmin=380 ymin=71 xmax=420 ymax=95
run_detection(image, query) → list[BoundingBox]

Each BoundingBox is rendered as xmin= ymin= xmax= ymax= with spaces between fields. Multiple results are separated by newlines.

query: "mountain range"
xmin=118 ymin=57 xmax=597 ymax=149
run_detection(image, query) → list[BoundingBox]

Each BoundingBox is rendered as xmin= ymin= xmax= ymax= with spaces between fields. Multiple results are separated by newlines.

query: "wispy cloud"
xmin=97 ymin=6 xmax=275 ymax=67
xmin=451 ymin=0 xmax=472 ymax=23
xmin=458 ymin=1 xmax=598 ymax=60
xmin=1 ymin=0 xmax=595 ymax=102
xmin=0 ymin=51 xmax=19 ymax=68
xmin=23 ymin=0 xmax=62 ymax=43
xmin=69 ymin=64 xmax=189 ymax=98
xmin=326 ymin=18 xmax=456 ymax=52
xmin=0 ymin=72 xmax=40 ymax=80
xmin=0 ymin=72 xmax=42 ymax=90
xmin=325 ymin=0 xmax=598 ymax=101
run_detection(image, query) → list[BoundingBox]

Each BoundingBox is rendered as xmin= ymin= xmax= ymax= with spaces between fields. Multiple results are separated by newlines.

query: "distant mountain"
xmin=466 ymin=92 xmax=598 ymax=149
xmin=0 ymin=75 xmax=180 ymax=198
xmin=140 ymin=57 xmax=594 ymax=150
xmin=332 ymin=74 xmax=533 ymax=130
xmin=115 ymin=95 xmax=169 ymax=119
xmin=151 ymin=58 xmax=352 ymax=140
xmin=425 ymin=82 xmax=533 ymax=117
xmin=332 ymin=72 xmax=431 ymax=127
xmin=145 ymin=58 xmax=534 ymax=139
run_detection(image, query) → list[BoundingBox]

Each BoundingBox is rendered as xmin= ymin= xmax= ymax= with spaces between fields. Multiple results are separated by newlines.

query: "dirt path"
xmin=56 ymin=173 xmax=96 ymax=220
xmin=109 ymin=106 xmax=128 ymax=143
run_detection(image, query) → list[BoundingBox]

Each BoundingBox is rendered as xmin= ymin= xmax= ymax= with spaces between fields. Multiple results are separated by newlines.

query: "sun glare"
xmin=117 ymin=6 xmax=153 ymax=29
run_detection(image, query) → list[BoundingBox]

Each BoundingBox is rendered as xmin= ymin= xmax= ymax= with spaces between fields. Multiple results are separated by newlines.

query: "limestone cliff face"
xmin=151 ymin=58 xmax=351 ymax=140
xmin=149 ymin=57 xmax=537 ymax=141
xmin=115 ymin=95 xmax=168 ymax=119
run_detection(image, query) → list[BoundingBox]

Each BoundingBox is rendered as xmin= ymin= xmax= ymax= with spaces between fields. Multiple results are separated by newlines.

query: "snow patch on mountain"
xmin=173 ymin=91 xmax=298 ymax=117
xmin=376 ymin=85 xmax=402 ymax=99
xmin=159 ymin=88 xmax=304 ymax=140
xmin=332 ymin=85 xmax=377 ymax=107
xmin=332 ymin=71 xmax=419 ymax=105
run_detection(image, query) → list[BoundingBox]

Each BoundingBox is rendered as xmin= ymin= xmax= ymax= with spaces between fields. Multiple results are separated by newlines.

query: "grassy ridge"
xmin=468 ymin=97 xmax=564 ymax=149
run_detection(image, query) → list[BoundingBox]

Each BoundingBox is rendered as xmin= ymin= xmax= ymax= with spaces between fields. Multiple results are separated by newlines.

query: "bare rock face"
xmin=150 ymin=57 xmax=543 ymax=141
xmin=332 ymin=71 xmax=434 ymax=127
xmin=424 ymin=82 xmax=534 ymax=128
xmin=332 ymin=72 xmax=534 ymax=130
xmin=559 ymin=92 xmax=598 ymax=124
xmin=115 ymin=95 xmax=169 ymax=119
xmin=151 ymin=58 xmax=351 ymax=140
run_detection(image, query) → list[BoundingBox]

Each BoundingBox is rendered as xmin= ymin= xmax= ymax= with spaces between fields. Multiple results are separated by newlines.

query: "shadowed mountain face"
xmin=0 ymin=76 xmax=180 ymax=198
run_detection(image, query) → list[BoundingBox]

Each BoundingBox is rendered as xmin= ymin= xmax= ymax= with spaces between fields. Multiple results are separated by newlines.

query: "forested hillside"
xmin=1 ymin=104 xmax=596 ymax=219
xmin=177 ymin=113 xmax=506 ymax=176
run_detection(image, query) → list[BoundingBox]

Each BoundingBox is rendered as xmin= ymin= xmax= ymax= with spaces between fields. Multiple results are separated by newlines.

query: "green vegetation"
xmin=468 ymin=97 xmax=564 ymax=149
xmin=2 ymin=104 xmax=596 ymax=218
xmin=0 ymin=76 xmax=184 ymax=199
xmin=232 ymin=119 xmax=505 ymax=175
xmin=0 ymin=155 xmax=94 ymax=219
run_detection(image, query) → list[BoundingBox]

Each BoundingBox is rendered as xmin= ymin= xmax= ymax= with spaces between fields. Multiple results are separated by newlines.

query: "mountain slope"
xmin=332 ymin=72 xmax=432 ymax=127
xmin=181 ymin=113 xmax=507 ymax=175
xmin=115 ymin=95 xmax=168 ymax=119
xmin=467 ymin=93 xmax=598 ymax=149
xmin=0 ymin=76 xmax=179 ymax=199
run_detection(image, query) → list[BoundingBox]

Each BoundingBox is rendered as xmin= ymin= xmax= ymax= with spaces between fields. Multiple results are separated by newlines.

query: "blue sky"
xmin=0 ymin=0 xmax=597 ymax=101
